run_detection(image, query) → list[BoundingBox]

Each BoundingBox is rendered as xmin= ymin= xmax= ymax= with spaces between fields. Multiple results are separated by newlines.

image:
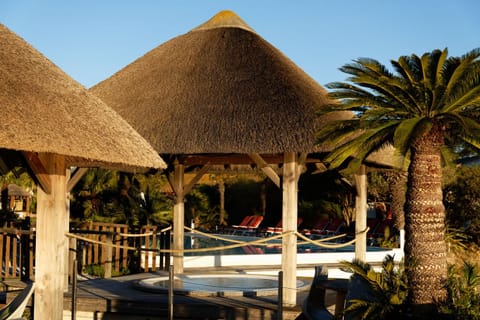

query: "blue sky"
xmin=1 ymin=1 xmax=479 ymax=88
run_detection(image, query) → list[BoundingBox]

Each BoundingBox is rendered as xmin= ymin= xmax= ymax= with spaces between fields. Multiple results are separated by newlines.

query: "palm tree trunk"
xmin=404 ymin=127 xmax=447 ymax=312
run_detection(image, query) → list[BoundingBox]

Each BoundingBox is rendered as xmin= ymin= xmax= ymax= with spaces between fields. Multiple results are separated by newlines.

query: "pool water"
xmin=182 ymin=233 xmax=384 ymax=256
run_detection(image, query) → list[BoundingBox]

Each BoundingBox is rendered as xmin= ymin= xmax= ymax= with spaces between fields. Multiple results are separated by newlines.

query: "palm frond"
xmin=316 ymin=119 xmax=361 ymax=147
xmin=443 ymin=48 xmax=480 ymax=103
xmin=324 ymin=123 xmax=394 ymax=170
xmin=442 ymin=83 xmax=480 ymax=113
xmin=336 ymin=60 xmax=420 ymax=114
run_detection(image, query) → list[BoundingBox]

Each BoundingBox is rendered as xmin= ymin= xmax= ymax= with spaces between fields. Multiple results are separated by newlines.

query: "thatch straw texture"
xmin=7 ymin=184 xmax=32 ymax=197
xmin=91 ymin=10 xmax=333 ymax=155
xmin=0 ymin=23 xmax=166 ymax=171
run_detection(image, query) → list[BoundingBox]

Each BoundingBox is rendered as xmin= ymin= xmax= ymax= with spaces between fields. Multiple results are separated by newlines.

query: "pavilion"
xmin=91 ymin=10 xmax=349 ymax=306
xmin=0 ymin=23 xmax=165 ymax=320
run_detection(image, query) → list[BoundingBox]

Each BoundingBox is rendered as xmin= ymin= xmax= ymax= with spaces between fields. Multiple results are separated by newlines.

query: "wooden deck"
xmin=62 ymin=272 xmax=307 ymax=320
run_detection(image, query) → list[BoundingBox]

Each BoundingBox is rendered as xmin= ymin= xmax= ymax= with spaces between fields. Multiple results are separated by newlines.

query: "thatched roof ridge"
xmin=91 ymin=10 xmax=333 ymax=155
xmin=0 ymin=23 xmax=166 ymax=171
xmin=192 ymin=10 xmax=255 ymax=33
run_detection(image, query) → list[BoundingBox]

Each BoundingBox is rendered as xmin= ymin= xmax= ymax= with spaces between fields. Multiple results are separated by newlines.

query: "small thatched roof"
xmin=91 ymin=10 xmax=334 ymax=155
xmin=7 ymin=184 xmax=32 ymax=198
xmin=0 ymin=23 xmax=166 ymax=171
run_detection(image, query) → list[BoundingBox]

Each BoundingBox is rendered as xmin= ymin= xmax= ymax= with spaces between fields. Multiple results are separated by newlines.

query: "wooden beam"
xmin=34 ymin=153 xmax=68 ymax=320
xmin=167 ymin=171 xmax=179 ymax=195
xmin=282 ymin=152 xmax=298 ymax=307
xmin=67 ymin=167 xmax=88 ymax=192
xmin=176 ymin=153 xmax=323 ymax=166
xmin=183 ymin=163 xmax=211 ymax=196
xmin=22 ymin=151 xmax=52 ymax=194
xmin=248 ymin=153 xmax=280 ymax=188
xmin=172 ymin=162 xmax=185 ymax=273
xmin=296 ymin=152 xmax=307 ymax=183
xmin=354 ymin=165 xmax=367 ymax=262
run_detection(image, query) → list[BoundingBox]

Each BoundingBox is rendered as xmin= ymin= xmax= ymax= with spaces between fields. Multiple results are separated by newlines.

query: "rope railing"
xmin=65 ymin=225 xmax=370 ymax=254
xmin=117 ymin=225 xmax=172 ymax=237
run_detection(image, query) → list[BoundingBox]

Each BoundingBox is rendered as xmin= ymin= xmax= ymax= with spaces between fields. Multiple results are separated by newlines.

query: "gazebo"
xmin=3 ymin=184 xmax=33 ymax=218
xmin=0 ymin=23 xmax=166 ymax=319
xmin=91 ymin=10 xmax=338 ymax=306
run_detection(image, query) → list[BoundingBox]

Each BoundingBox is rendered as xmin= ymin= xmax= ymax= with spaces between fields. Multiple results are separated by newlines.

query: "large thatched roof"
xmin=91 ymin=10 xmax=333 ymax=155
xmin=0 ymin=23 xmax=166 ymax=171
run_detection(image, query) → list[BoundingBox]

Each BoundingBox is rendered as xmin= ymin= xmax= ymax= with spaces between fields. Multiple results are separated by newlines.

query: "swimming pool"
xmin=182 ymin=232 xmax=386 ymax=256
xmin=141 ymin=231 xmax=403 ymax=277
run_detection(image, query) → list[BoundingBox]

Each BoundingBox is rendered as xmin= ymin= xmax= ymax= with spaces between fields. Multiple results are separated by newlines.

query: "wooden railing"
xmin=0 ymin=222 xmax=171 ymax=281
xmin=69 ymin=222 xmax=171 ymax=277
xmin=0 ymin=229 xmax=34 ymax=280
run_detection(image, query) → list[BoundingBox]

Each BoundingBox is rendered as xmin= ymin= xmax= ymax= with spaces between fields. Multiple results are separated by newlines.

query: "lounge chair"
xmin=1 ymin=281 xmax=35 ymax=320
xmin=222 ymin=215 xmax=254 ymax=234
xmin=323 ymin=218 xmax=345 ymax=237
xmin=301 ymin=265 xmax=334 ymax=320
xmin=300 ymin=218 xmax=330 ymax=238
xmin=264 ymin=217 xmax=303 ymax=236
xmin=234 ymin=215 xmax=264 ymax=236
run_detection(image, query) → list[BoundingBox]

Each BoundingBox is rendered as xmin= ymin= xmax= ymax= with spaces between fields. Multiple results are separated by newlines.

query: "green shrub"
xmin=342 ymin=256 xmax=480 ymax=319
xmin=441 ymin=261 xmax=480 ymax=319
xmin=341 ymin=255 xmax=409 ymax=320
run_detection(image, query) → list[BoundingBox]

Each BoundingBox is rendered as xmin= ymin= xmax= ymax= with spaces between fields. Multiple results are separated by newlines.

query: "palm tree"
xmin=317 ymin=48 xmax=480 ymax=313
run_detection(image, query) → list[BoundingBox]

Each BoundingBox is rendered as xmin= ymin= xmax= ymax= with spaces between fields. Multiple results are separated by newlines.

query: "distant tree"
xmin=70 ymin=168 xmax=120 ymax=221
xmin=224 ymin=178 xmax=262 ymax=223
xmin=443 ymin=165 xmax=480 ymax=244
xmin=368 ymin=171 xmax=391 ymax=203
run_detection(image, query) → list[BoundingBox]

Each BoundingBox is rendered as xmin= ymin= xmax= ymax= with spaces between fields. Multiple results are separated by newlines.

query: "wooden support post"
xmin=68 ymin=237 xmax=77 ymax=283
xmin=104 ymin=234 xmax=112 ymax=278
xmin=172 ymin=161 xmax=185 ymax=273
xmin=355 ymin=165 xmax=367 ymax=262
xmin=34 ymin=153 xmax=68 ymax=320
xmin=282 ymin=152 xmax=298 ymax=307
xmin=219 ymin=180 xmax=225 ymax=226
xmin=65 ymin=168 xmax=71 ymax=291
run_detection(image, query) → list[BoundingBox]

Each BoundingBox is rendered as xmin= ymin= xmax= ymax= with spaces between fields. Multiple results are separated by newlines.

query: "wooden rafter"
xmin=67 ymin=167 xmax=88 ymax=192
xmin=184 ymin=163 xmax=211 ymax=196
xmin=22 ymin=151 xmax=52 ymax=194
xmin=248 ymin=153 xmax=280 ymax=187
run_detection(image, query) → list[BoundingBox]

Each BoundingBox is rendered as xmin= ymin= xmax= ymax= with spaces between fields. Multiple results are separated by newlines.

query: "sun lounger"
xmin=264 ymin=217 xmax=303 ymax=236
xmin=233 ymin=215 xmax=264 ymax=236
xmin=323 ymin=218 xmax=345 ymax=236
xmin=222 ymin=215 xmax=254 ymax=234
xmin=300 ymin=218 xmax=330 ymax=238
